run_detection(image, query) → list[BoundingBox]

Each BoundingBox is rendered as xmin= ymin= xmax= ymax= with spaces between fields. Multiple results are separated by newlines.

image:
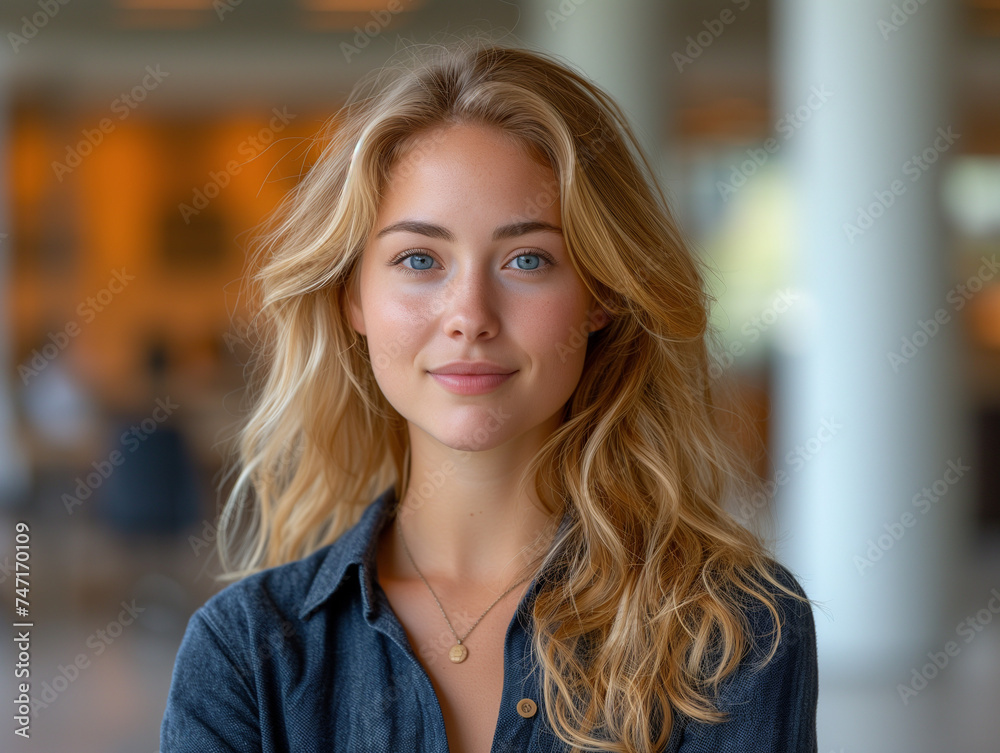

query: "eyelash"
xmin=388 ymin=249 xmax=557 ymax=278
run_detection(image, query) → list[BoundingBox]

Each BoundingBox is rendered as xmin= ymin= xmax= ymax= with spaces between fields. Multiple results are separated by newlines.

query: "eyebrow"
xmin=374 ymin=219 xmax=563 ymax=242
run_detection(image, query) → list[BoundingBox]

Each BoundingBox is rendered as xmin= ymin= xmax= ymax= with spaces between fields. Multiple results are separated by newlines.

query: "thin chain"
xmin=395 ymin=516 xmax=532 ymax=646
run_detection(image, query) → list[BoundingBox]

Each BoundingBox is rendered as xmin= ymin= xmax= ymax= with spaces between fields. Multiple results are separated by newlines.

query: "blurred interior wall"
xmin=0 ymin=61 xmax=31 ymax=508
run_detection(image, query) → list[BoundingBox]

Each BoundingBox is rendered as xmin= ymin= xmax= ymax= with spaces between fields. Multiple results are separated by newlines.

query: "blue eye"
xmin=512 ymin=254 xmax=542 ymax=271
xmin=400 ymin=252 xmax=435 ymax=272
xmin=389 ymin=250 xmax=555 ymax=277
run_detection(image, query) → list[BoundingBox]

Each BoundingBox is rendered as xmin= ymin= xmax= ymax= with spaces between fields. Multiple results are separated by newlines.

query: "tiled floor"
xmin=1 ymin=511 xmax=999 ymax=752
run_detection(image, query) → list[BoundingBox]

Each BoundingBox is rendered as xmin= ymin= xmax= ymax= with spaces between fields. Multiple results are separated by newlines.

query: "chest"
xmin=376 ymin=574 xmax=527 ymax=753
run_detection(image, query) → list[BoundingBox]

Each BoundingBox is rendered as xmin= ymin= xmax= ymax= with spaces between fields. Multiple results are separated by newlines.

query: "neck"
xmin=384 ymin=428 xmax=562 ymax=591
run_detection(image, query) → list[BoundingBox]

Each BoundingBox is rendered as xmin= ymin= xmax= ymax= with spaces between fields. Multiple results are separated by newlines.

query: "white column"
xmin=772 ymin=0 xmax=967 ymax=680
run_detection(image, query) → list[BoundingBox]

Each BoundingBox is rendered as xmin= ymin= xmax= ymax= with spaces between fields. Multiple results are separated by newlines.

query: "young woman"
xmin=161 ymin=38 xmax=818 ymax=753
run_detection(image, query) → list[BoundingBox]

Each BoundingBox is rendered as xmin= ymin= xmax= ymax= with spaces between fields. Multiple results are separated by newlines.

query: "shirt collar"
xmin=298 ymin=483 xmax=398 ymax=620
xmin=298 ymin=484 xmax=572 ymax=621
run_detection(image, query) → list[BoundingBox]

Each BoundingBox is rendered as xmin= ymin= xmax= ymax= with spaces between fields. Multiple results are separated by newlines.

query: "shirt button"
xmin=516 ymin=698 xmax=537 ymax=718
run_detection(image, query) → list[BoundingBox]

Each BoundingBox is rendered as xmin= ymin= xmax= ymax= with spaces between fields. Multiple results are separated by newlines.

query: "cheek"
xmin=361 ymin=287 xmax=440 ymax=382
xmin=522 ymin=301 xmax=592 ymax=376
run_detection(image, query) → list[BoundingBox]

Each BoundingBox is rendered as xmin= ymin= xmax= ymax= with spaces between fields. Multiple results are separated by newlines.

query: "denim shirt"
xmin=161 ymin=484 xmax=818 ymax=752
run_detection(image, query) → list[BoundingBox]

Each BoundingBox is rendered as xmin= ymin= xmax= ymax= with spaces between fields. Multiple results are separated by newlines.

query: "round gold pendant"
xmin=449 ymin=643 xmax=468 ymax=663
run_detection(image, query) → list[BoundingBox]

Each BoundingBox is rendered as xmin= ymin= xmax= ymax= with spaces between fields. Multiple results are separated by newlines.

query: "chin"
xmin=434 ymin=428 xmax=508 ymax=453
xmin=409 ymin=415 xmax=512 ymax=453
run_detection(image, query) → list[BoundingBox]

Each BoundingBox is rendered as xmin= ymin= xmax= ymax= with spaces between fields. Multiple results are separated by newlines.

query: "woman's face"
xmin=348 ymin=122 xmax=606 ymax=453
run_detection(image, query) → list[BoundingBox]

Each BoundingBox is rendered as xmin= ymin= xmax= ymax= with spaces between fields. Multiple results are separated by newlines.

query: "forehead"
xmin=378 ymin=123 xmax=560 ymax=220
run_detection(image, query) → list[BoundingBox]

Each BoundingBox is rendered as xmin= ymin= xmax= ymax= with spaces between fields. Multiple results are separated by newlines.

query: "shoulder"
xmin=715 ymin=559 xmax=818 ymax=699
xmin=192 ymin=543 xmax=335 ymax=643
xmin=741 ymin=560 xmax=815 ymax=651
xmin=673 ymin=560 xmax=820 ymax=750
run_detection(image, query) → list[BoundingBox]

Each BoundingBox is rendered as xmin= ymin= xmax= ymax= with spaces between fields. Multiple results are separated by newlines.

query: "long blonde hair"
xmin=217 ymin=36 xmax=812 ymax=753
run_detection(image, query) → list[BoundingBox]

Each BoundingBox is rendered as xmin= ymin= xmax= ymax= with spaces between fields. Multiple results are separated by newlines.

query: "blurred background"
xmin=0 ymin=0 xmax=997 ymax=751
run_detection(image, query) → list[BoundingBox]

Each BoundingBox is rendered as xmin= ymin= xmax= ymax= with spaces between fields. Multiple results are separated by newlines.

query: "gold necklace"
xmin=395 ymin=516 xmax=532 ymax=664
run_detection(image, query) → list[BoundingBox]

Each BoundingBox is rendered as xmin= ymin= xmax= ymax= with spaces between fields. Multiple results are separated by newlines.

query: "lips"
xmin=427 ymin=361 xmax=516 ymax=376
xmin=428 ymin=371 xmax=516 ymax=395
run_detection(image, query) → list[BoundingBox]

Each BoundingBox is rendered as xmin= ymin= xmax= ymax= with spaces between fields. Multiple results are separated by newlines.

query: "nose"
xmin=437 ymin=265 xmax=502 ymax=341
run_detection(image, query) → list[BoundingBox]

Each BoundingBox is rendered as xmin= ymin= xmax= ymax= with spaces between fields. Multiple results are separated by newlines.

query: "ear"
xmin=588 ymin=304 xmax=611 ymax=334
xmin=345 ymin=272 xmax=366 ymax=336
